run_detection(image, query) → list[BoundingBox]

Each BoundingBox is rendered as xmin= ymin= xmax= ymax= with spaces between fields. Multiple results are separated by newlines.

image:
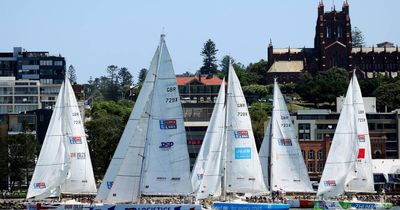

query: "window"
xmin=337 ymin=25 xmax=343 ymax=38
xmin=317 ymin=163 xmax=324 ymax=173
xmin=54 ymin=61 xmax=63 ymax=66
xmin=40 ymin=60 xmax=53 ymax=66
xmin=308 ymin=163 xmax=315 ymax=172
xmin=308 ymin=150 xmax=315 ymax=160
xmin=299 ymin=123 xmax=311 ymax=140
xmin=317 ymin=150 xmax=324 ymax=160
xmin=326 ymin=26 xmax=331 ymax=38
xmin=374 ymin=150 xmax=382 ymax=159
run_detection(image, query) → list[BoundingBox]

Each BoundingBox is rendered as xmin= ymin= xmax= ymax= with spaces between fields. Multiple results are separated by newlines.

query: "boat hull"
xmin=26 ymin=203 xmax=202 ymax=210
xmin=287 ymin=199 xmax=314 ymax=208
xmin=212 ymin=202 xmax=289 ymax=210
xmin=313 ymin=200 xmax=393 ymax=209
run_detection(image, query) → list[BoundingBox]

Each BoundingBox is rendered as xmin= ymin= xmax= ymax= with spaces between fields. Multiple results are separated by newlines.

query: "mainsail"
xmin=269 ymin=79 xmax=313 ymax=193
xmin=317 ymin=71 xmax=375 ymax=197
xmin=100 ymin=34 xmax=192 ymax=203
xmin=225 ymin=63 xmax=266 ymax=194
xmin=191 ymin=80 xmax=226 ymax=199
xmin=27 ymin=78 xmax=96 ymax=199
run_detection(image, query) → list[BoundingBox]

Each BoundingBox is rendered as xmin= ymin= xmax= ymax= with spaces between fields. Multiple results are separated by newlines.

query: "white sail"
xmin=27 ymin=78 xmax=96 ymax=199
xmin=191 ymin=80 xmax=226 ymax=199
xmin=27 ymin=82 xmax=69 ymax=199
xmin=270 ymin=79 xmax=313 ymax=193
xmin=140 ymin=35 xmax=192 ymax=196
xmin=317 ymin=72 xmax=374 ymax=197
xmin=97 ymin=42 xmax=158 ymax=202
xmin=60 ymin=78 xmax=97 ymax=194
xmin=346 ymin=72 xmax=375 ymax=193
xmin=259 ymin=119 xmax=271 ymax=191
xmin=225 ymin=63 xmax=267 ymax=194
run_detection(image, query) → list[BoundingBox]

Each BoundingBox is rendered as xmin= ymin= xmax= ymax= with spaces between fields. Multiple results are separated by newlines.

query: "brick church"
xmin=266 ymin=1 xmax=400 ymax=83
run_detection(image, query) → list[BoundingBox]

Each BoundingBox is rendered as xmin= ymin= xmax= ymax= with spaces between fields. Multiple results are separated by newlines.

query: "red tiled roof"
xmin=176 ymin=75 xmax=223 ymax=85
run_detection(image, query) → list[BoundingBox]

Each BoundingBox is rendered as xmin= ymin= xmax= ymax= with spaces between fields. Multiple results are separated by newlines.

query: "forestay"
xmin=270 ymin=79 xmax=313 ymax=193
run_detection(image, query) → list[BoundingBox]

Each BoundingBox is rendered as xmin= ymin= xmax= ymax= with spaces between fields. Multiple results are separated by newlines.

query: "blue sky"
xmin=1 ymin=0 xmax=399 ymax=83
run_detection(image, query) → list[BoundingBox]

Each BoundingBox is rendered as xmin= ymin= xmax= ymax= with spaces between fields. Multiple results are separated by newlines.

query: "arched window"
xmin=317 ymin=150 xmax=324 ymax=160
xmin=308 ymin=150 xmax=315 ymax=160
xmin=374 ymin=150 xmax=382 ymax=159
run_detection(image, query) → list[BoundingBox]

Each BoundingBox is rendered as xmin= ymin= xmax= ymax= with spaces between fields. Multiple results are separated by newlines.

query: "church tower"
xmin=313 ymin=0 xmax=352 ymax=71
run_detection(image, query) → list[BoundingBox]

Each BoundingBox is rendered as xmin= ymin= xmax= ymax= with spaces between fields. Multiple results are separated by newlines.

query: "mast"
xmin=221 ymin=61 xmax=230 ymax=198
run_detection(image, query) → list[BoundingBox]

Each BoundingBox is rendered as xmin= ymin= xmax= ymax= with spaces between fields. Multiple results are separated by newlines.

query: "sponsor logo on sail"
xmin=357 ymin=148 xmax=365 ymax=159
xmin=159 ymin=141 xmax=174 ymax=150
xmin=278 ymin=138 xmax=292 ymax=146
xmin=235 ymin=147 xmax=251 ymax=159
xmin=159 ymin=120 xmax=177 ymax=129
xmin=34 ymin=182 xmax=46 ymax=189
xmin=234 ymin=130 xmax=249 ymax=139
xmin=69 ymin=136 xmax=82 ymax=144
xmin=106 ymin=181 xmax=113 ymax=189
xmin=357 ymin=134 xmax=365 ymax=142
xmin=324 ymin=180 xmax=336 ymax=186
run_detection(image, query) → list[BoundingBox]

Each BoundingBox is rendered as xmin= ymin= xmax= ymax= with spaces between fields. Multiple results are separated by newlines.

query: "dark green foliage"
xmin=85 ymin=66 xmax=134 ymax=102
xmin=7 ymin=121 xmax=39 ymax=191
xmin=242 ymin=85 xmax=270 ymax=99
xmin=373 ymin=80 xmax=400 ymax=112
xmin=352 ymin=26 xmax=365 ymax=48
xmin=246 ymin=60 xmax=269 ymax=85
xmin=138 ymin=68 xmax=148 ymax=84
xmin=200 ymin=39 xmax=218 ymax=75
xmin=249 ymin=102 xmax=272 ymax=149
xmin=359 ymin=76 xmax=383 ymax=97
xmin=296 ymin=67 xmax=349 ymax=107
xmin=85 ymin=100 xmax=134 ymax=179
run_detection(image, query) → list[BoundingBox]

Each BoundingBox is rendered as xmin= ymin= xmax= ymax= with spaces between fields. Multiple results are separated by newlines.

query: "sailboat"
xmin=95 ymin=34 xmax=200 ymax=210
xmin=26 ymin=76 xmax=97 ymax=207
xmin=191 ymin=63 xmax=289 ymax=210
xmin=259 ymin=79 xmax=314 ymax=208
xmin=314 ymin=71 xmax=393 ymax=210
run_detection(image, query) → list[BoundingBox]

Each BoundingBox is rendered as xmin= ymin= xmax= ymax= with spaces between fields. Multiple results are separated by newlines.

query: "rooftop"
xmin=176 ymin=75 xmax=224 ymax=86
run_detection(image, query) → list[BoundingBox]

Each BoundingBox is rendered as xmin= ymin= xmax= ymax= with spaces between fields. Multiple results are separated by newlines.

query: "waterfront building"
xmin=266 ymin=1 xmax=400 ymax=83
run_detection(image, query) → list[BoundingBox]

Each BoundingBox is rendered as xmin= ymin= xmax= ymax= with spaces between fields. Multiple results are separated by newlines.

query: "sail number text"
xmin=237 ymin=112 xmax=248 ymax=116
xmin=281 ymin=123 xmax=291 ymax=127
xmin=166 ymin=97 xmax=178 ymax=103
xmin=72 ymin=112 xmax=79 ymax=117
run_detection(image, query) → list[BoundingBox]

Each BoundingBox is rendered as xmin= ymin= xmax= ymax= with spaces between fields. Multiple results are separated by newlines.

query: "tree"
xmin=352 ymin=26 xmax=365 ymax=48
xmin=249 ymin=102 xmax=272 ymax=149
xmin=138 ymin=68 xmax=148 ymax=84
xmin=118 ymin=67 xmax=133 ymax=99
xmin=106 ymin=65 xmax=120 ymax=101
xmin=68 ymin=65 xmax=77 ymax=84
xmin=200 ymin=39 xmax=218 ymax=75
xmin=8 ymin=121 xmax=39 ymax=191
xmin=180 ymin=71 xmax=194 ymax=77
xmin=118 ymin=67 xmax=133 ymax=87
xmin=296 ymin=67 xmax=349 ymax=107
xmin=374 ymin=80 xmax=400 ymax=112
xmin=86 ymin=100 xmax=134 ymax=179
xmin=246 ymin=60 xmax=269 ymax=84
